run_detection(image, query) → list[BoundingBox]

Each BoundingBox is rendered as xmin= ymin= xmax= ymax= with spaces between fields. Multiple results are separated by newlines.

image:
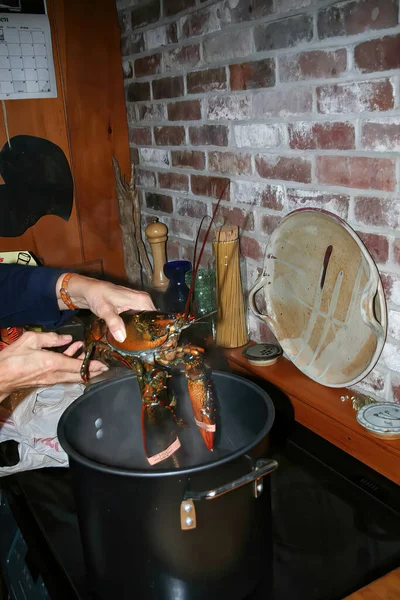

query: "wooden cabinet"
xmin=0 ymin=0 xmax=130 ymax=279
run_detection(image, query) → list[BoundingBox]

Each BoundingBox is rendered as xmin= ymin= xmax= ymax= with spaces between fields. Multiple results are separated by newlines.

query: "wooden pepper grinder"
xmin=145 ymin=218 xmax=169 ymax=291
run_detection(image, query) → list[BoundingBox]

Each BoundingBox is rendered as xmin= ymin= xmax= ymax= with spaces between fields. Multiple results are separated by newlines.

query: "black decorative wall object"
xmin=0 ymin=135 xmax=74 ymax=237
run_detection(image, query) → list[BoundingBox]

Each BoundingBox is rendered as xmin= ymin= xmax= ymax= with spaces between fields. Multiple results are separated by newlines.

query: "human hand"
xmin=0 ymin=331 xmax=108 ymax=403
xmin=56 ymin=274 xmax=156 ymax=342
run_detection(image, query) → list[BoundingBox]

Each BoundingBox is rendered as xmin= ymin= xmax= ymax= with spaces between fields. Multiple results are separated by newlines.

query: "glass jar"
xmin=185 ymin=262 xmax=217 ymax=340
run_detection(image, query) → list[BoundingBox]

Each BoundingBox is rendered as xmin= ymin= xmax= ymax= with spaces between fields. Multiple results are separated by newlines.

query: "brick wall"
xmin=117 ymin=0 xmax=400 ymax=401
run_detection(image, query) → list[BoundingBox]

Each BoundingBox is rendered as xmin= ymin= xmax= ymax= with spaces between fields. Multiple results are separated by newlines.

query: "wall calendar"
xmin=0 ymin=12 xmax=56 ymax=100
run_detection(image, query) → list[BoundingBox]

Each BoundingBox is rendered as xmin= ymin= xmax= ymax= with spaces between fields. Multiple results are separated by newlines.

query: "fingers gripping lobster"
xmin=80 ymin=311 xmax=216 ymax=454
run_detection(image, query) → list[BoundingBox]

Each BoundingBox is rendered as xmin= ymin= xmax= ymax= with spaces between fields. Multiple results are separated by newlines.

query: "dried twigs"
xmin=112 ymin=157 xmax=153 ymax=287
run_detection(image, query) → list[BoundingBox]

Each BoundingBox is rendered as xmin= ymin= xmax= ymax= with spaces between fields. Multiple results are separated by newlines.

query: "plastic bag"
xmin=0 ymin=383 xmax=84 ymax=476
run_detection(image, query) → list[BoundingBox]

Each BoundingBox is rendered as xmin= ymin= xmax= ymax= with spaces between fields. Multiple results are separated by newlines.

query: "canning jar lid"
xmin=242 ymin=343 xmax=283 ymax=366
xmin=356 ymin=403 xmax=400 ymax=439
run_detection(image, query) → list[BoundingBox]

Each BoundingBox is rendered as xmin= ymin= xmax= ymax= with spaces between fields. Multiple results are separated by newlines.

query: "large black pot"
xmin=58 ymin=370 xmax=276 ymax=600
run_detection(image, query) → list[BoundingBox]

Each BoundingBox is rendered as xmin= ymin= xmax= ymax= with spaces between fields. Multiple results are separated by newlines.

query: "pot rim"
xmin=57 ymin=370 xmax=275 ymax=478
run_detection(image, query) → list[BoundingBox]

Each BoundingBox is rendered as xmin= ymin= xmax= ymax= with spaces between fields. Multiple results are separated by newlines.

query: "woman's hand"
xmin=56 ymin=274 xmax=156 ymax=342
xmin=0 ymin=331 xmax=108 ymax=403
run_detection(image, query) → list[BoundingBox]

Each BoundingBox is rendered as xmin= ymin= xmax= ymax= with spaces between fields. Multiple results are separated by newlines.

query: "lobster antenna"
xmin=184 ymin=181 xmax=230 ymax=318
xmin=192 ymin=310 xmax=218 ymax=323
xmin=192 ymin=214 xmax=211 ymax=276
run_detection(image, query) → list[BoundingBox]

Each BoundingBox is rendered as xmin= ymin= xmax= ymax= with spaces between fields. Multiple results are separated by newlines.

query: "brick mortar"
xmin=136 ymin=163 xmax=400 ymax=190
xmin=128 ymin=101 xmax=396 ymax=131
xmin=128 ymin=115 xmax=400 ymax=128
xmin=126 ymin=76 xmax=397 ymax=96
xmin=135 ymin=141 xmax=400 ymax=160
xmin=135 ymin=160 xmax=400 ymax=192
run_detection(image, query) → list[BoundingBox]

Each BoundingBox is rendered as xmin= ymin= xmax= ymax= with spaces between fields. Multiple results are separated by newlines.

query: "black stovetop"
xmin=1 ymin=412 xmax=400 ymax=600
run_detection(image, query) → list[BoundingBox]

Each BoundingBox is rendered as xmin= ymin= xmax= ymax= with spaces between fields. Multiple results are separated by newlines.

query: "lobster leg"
xmin=156 ymin=345 xmax=216 ymax=451
xmin=140 ymin=362 xmax=188 ymax=427
xmin=81 ymin=341 xmax=98 ymax=383
xmin=80 ymin=341 xmax=139 ymax=383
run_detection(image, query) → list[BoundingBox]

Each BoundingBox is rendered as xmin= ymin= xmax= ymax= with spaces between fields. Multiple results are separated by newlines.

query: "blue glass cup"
xmin=163 ymin=260 xmax=192 ymax=313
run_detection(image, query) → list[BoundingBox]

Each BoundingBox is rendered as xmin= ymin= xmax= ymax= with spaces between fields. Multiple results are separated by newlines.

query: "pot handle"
xmin=180 ymin=459 xmax=278 ymax=530
xmin=184 ymin=458 xmax=277 ymax=501
xmin=181 ymin=458 xmax=278 ymax=530
xmin=249 ymin=274 xmax=270 ymax=323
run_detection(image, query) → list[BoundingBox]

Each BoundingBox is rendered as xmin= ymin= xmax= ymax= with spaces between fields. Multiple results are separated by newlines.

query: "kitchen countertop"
xmin=343 ymin=567 xmax=400 ymax=599
xmin=224 ymin=343 xmax=400 ymax=486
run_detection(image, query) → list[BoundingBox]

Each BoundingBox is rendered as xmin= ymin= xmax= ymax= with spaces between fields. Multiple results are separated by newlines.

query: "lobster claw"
xmin=140 ymin=365 xmax=184 ymax=465
xmin=187 ymin=378 xmax=216 ymax=451
xmin=184 ymin=351 xmax=216 ymax=451
xmin=141 ymin=403 xmax=181 ymax=465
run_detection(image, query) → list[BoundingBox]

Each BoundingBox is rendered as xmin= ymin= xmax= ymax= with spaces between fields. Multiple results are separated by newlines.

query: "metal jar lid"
xmin=356 ymin=402 xmax=400 ymax=439
xmin=242 ymin=344 xmax=283 ymax=367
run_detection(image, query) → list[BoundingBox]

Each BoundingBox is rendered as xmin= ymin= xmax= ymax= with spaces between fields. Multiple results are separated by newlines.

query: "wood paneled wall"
xmin=0 ymin=0 xmax=130 ymax=280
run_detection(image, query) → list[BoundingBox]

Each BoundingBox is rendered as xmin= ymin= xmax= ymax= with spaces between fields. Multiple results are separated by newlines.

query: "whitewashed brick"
xmin=232 ymin=180 xmax=285 ymax=209
xmin=245 ymin=262 xmax=263 ymax=293
xmin=145 ymin=26 xmax=167 ymax=50
xmin=203 ymin=29 xmax=253 ymax=62
xmin=287 ymin=189 xmax=349 ymax=220
xmin=234 ymin=124 xmax=284 ymax=148
xmin=163 ymin=45 xmax=201 ymax=72
xmin=117 ymin=0 xmax=139 ymax=8
xmin=318 ymin=80 xmax=392 ymax=115
xmin=139 ymin=148 xmax=170 ymax=166
xmin=138 ymin=170 xmax=157 ymax=187
xmin=362 ymin=117 xmax=400 ymax=152
xmin=278 ymin=0 xmax=313 ymax=11
xmin=389 ymin=310 xmax=400 ymax=341
xmin=382 ymin=342 xmax=400 ymax=372
xmin=247 ymin=311 xmax=261 ymax=338
xmin=387 ymin=276 xmax=400 ymax=306
xmin=122 ymin=60 xmax=133 ymax=79
xmin=136 ymin=103 xmax=166 ymax=122
xmin=207 ymin=95 xmax=251 ymax=120
xmin=178 ymin=3 xmax=222 ymax=40
xmin=253 ymin=87 xmax=312 ymax=117
xmin=355 ymin=369 xmax=386 ymax=397
xmin=126 ymin=103 xmax=137 ymax=123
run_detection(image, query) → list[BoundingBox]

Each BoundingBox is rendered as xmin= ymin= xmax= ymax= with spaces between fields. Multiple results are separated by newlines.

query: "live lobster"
xmin=80 ymin=188 xmax=227 ymax=464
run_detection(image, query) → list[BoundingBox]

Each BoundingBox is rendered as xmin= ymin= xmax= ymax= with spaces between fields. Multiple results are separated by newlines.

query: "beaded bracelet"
xmin=59 ymin=273 xmax=79 ymax=310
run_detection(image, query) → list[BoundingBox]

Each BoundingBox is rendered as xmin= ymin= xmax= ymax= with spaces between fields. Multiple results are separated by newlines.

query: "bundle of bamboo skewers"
xmin=213 ymin=224 xmax=248 ymax=348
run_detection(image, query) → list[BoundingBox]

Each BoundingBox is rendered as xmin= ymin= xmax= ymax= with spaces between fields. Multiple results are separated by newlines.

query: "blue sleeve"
xmin=0 ymin=264 xmax=75 ymax=328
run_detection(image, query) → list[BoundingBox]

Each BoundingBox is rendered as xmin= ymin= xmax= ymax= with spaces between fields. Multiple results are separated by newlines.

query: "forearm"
xmin=0 ymin=264 xmax=73 ymax=327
